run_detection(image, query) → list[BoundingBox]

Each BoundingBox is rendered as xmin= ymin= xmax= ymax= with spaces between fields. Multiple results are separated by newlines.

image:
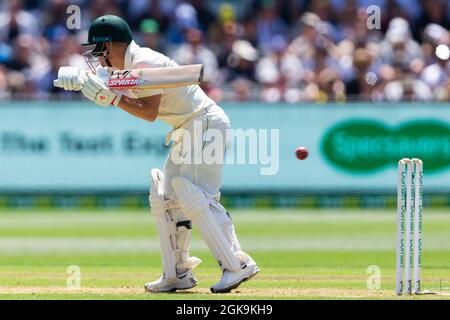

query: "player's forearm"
xmin=116 ymin=95 xmax=160 ymax=122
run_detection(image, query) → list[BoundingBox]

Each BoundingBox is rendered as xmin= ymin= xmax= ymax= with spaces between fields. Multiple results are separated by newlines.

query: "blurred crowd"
xmin=0 ymin=0 xmax=449 ymax=103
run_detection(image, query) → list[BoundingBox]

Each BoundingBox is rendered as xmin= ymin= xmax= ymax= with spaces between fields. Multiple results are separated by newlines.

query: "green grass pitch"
xmin=0 ymin=208 xmax=449 ymax=300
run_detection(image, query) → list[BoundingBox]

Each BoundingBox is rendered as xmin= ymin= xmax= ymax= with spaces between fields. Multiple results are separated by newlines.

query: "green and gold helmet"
xmin=83 ymin=15 xmax=132 ymax=51
xmin=82 ymin=15 xmax=133 ymax=70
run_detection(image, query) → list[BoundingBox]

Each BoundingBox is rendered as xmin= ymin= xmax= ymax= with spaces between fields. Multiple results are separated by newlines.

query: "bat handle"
xmin=198 ymin=65 xmax=204 ymax=83
xmin=53 ymin=79 xmax=63 ymax=88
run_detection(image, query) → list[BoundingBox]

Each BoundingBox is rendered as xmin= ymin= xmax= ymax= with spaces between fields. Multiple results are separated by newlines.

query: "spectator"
xmin=421 ymin=23 xmax=450 ymax=65
xmin=255 ymin=0 xmax=289 ymax=53
xmin=241 ymin=14 xmax=258 ymax=48
xmin=50 ymin=35 xmax=86 ymax=71
xmin=314 ymin=21 xmax=353 ymax=82
xmin=346 ymin=48 xmax=377 ymax=101
xmin=171 ymin=27 xmax=220 ymax=99
xmin=165 ymin=2 xmax=199 ymax=49
xmin=256 ymin=35 xmax=304 ymax=103
xmin=211 ymin=6 xmax=239 ymax=68
xmin=213 ymin=21 xmax=239 ymax=68
xmin=190 ymin=0 xmax=216 ymax=33
xmin=288 ymin=12 xmax=321 ymax=68
xmin=0 ymin=0 xmax=447 ymax=103
xmin=375 ymin=18 xmax=424 ymax=89
xmin=415 ymin=0 xmax=450 ymax=37
xmin=35 ymin=43 xmax=70 ymax=99
xmin=379 ymin=18 xmax=423 ymax=67
xmin=0 ymin=0 xmax=41 ymax=42
xmin=316 ymin=68 xmax=346 ymax=103
xmin=138 ymin=19 xmax=163 ymax=52
xmin=43 ymin=0 xmax=73 ymax=43
xmin=4 ymin=34 xmax=34 ymax=72
xmin=437 ymin=78 xmax=450 ymax=102
xmin=333 ymin=1 xmax=359 ymax=43
xmin=384 ymin=62 xmax=433 ymax=101
xmin=225 ymin=39 xmax=258 ymax=83
xmin=421 ymin=44 xmax=450 ymax=100
xmin=130 ymin=0 xmax=171 ymax=35
xmin=87 ymin=0 xmax=122 ymax=22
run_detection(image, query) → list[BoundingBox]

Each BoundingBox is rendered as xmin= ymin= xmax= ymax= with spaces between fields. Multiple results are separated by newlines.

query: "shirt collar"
xmin=124 ymin=41 xmax=139 ymax=69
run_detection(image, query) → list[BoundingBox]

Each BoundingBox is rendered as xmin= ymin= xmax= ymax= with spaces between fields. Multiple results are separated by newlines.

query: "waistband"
xmin=164 ymin=107 xmax=208 ymax=146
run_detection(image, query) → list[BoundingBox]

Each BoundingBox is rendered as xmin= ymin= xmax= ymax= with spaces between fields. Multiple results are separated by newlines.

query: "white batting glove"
xmin=56 ymin=67 xmax=86 ymax=91
xmin=81 ymin=73 xmax=121 ymax=107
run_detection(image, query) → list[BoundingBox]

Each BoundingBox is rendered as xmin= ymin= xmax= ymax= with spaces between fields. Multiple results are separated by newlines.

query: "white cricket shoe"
xmin=210 ymin=253 xmax=259 ymax=293
xmin=145 ymin=270 xmax=197 ymax=293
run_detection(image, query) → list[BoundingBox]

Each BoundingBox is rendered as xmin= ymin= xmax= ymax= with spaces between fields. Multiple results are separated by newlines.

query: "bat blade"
xmin=108 ymin=64 xmax=204 ymax=90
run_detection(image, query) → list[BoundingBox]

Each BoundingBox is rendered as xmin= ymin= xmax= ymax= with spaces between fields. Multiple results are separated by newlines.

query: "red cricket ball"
xmin=296 ymin=147 xmax=309 ymax=160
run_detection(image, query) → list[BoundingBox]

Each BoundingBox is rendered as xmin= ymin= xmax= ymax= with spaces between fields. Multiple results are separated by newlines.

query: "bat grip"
xmin=53 ymin=79 xmax=62 ymax=88
xmin=198 ymin=65 xmax=204 ymax=82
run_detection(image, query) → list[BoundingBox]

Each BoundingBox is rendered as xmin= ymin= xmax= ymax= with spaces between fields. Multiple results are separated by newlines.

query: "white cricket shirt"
xmin=115 ymin=41 xmax=217 ymax=127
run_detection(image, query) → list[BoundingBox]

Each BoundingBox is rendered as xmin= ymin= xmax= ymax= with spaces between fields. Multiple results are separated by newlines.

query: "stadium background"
xmin=0 ymin=0 xmax=450 ymax=300
xmin=0 ymin=0 xmax=449 ymax=209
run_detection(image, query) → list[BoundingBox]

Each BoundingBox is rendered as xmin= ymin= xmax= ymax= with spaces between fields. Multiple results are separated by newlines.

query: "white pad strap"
xmin=172 ymin=176 xmax=241 ymax=272
xmin=175 ymin=221 xmax=202 ymax=271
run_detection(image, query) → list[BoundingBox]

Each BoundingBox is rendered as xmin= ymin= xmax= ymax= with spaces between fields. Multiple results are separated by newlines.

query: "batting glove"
xmin=56 ymin=67 xmax=86 ymax=91
xmin=81 ymin=73 xmax=121 ymax=107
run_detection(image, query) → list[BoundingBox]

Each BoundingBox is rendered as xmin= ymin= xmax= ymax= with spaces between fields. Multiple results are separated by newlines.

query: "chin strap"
xmin=104 ymin=56 xmax=112 ymax=67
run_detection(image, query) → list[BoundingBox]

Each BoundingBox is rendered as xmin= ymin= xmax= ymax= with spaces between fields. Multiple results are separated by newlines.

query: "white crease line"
xmin=0 ymin=237 xmax=449 ymax=255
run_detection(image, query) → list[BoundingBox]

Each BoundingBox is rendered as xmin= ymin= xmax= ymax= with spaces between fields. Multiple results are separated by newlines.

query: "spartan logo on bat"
xmin=108 ymin=69 xmax=145 ymax=88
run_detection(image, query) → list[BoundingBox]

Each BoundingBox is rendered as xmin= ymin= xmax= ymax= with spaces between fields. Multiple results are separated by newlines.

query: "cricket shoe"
xmin=145 ymin=270 xmax=197 ymax=293
xmin=210 ymin=252 xmax=259 ymax=293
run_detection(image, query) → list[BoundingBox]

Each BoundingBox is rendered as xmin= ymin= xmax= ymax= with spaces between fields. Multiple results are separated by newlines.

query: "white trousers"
xmin=163 ymin=105 xmax=229 ymax=210
xmin=163 ymin=105 xmax=242 ymax=254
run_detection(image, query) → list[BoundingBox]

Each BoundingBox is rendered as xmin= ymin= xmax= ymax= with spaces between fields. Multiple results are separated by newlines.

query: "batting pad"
xmin=210 ymin=202 xmax=242 ymax=254
xmin=149 ymin=169 xmax=178 ymax=279
xmin=172 ymin=176 xmax=241 ymax=272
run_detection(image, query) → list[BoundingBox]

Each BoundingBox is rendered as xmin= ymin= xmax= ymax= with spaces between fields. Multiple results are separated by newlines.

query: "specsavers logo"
xmin=321 ymin=120 xmax=450 ymax=173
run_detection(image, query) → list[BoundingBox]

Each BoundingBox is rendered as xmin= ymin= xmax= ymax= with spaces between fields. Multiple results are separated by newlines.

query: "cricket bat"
xmin=54 ymin=64 xmax=204 ymax=90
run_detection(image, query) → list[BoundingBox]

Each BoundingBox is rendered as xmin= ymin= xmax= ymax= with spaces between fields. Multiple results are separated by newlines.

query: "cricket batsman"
xmin=55 ymin=15 xmax=259 ymax=293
